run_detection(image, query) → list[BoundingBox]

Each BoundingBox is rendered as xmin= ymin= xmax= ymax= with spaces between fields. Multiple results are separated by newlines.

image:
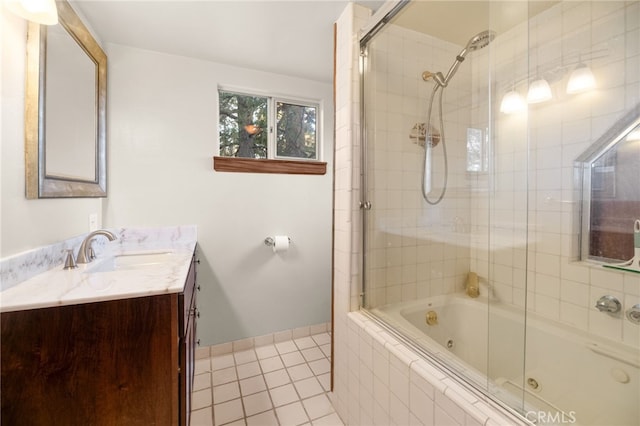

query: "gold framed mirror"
xmin=25 ymin=0 xmax=107 ymax=198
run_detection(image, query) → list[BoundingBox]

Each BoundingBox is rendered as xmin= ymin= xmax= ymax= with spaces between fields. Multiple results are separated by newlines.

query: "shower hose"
xmin=422 ymin=84 xmax=448 ymax=205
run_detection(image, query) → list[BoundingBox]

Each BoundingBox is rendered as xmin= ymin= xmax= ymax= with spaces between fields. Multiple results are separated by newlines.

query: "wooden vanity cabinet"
xmin=1 ymin=255 xmax=198 ymax=426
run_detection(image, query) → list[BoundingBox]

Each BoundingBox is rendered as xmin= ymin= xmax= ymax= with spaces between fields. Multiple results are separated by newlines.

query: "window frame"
xmin=272 ymin=97 xmax=320 ymax=161
xmin=217 ymin=87 xmax=322 ymax=162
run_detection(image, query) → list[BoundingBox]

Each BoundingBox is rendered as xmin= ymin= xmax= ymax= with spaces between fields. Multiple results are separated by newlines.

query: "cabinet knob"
xmin=196 ymin=259 xmax=201 ymax=264
xmin=197 ymin=339 xmax=201 ymax=346
xmin=197 ymin=285 xmax=201 ymax=291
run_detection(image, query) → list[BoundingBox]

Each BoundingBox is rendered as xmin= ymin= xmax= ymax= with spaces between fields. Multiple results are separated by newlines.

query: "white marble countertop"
xmin=0 ymin=226 xmax=197 ymax=313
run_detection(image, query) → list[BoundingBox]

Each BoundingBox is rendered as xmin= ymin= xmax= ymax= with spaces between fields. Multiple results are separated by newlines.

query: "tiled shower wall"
xmin=363 ymin=23 xmax=475 ymax=309
xmin=468 ymin=0 xmax=640 ymax=348
xmin=333 ymin=1 xmax=640 ymax=425
xmin=332 ymin=4 xmax=525 ymax=425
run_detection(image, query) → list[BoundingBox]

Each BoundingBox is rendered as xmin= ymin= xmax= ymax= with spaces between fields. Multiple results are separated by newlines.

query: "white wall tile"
xmin=333 ymin=2 xmax=639 ymax=426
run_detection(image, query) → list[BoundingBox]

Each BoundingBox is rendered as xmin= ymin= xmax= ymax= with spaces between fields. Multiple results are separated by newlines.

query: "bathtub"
xmin=371 ymin=294 xmax=639 ymax=426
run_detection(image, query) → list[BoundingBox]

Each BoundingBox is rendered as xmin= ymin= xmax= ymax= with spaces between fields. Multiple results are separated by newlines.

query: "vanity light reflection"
xmin=4 ymin=0 xmax=58 ymax=25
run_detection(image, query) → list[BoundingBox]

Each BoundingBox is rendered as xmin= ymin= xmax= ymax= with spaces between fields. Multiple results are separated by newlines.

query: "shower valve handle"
xmin=595 ymin=295 xmax=621 ymax=314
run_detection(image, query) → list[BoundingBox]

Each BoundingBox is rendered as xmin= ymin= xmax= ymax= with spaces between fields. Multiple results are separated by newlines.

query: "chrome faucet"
xmin=76 ymin=230 xmax=117 ymax=264
xmin=595 ymin=295 xmax=621 ymax=314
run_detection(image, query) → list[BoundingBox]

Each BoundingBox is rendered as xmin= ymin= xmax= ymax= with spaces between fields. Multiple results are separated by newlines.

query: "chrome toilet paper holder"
xmin=264 ymin=236 xmax=291 ymax=247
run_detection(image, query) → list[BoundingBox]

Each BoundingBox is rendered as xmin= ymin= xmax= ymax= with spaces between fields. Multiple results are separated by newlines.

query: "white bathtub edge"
xmin=347 ymin=310 xmax=531 ymax=426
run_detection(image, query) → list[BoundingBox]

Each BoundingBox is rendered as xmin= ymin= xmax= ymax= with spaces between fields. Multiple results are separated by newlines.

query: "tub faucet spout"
xmin=466 ymin=272 xmax=479 ymax=298
xmin=76 ymin=230 xmax=117 ymax=264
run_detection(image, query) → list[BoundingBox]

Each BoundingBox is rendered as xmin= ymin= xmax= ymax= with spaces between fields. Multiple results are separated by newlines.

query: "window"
xmin=577 ymin=108 xmax=640 ymax=263
xmin=218 ymin=89 xmax=319 ymax=161
xmin=219 ymin=91 xmax=268 ymax=158
xmin=466 ymin=127 xmax=489 ymax=172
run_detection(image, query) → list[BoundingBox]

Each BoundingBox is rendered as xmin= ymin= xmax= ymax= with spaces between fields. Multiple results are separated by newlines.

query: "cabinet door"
xmin=179 ymin=257 xmax=197 ymax=426
xmin=1 ymin=295 xmax=179 ymax=425
xmin=180 ymin=311 xmax=196 ymax=426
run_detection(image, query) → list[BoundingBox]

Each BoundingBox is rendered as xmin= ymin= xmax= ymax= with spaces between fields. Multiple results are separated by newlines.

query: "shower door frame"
xmin=356 ymin=1 xmax=532 ymax=423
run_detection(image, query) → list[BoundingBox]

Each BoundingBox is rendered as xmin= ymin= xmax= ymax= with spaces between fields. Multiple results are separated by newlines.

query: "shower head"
xmin=435 ymin=30 xmax=496 ymax=87
xmin=463 ymin=30 xmax=496 ymax=55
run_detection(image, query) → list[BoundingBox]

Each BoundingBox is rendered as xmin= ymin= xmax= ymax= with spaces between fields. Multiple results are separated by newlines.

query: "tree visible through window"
xmin=276 ymin=102 xmax=317 ymax=159
xmin=219 ymin=91 xmax=268 ymax=158
xmin=218 ymin=89 xmax=318 ymax=160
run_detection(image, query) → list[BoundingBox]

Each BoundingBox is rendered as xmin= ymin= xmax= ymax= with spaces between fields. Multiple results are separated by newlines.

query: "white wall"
xmin=1 ymin=5 xmax=103 ymax=257
xmin=103 ymin=44 xmax=334 ymax=345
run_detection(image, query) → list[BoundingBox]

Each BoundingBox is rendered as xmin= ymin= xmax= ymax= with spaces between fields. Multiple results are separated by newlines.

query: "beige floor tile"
xmin=234 ymin=349 xmax=257 ymax=365
xmin=195 ymin=357 xmax=212 ymax=374
xmin=213 ymin=399 xmax=244 ymax=426
xmin=260 ymin=355 xmax=285 ymax=373
xmin=264 ymin=369 xmax=291 ymax=389
xmin=287 ymin=364 xmax=314 ymax=382
xmin=276 ymin=401 xmax=310 ymax=426
xmin=293 ymin=377 xmax=323 ymax=399
xmin=255 ymin=344 xmax=279 ymax=360
xmin=302 ymin=394 xmax=334 ymax=420
xmin=269 ymin=383 xmax=299 ymax=407
xmin=281 ymin=351 xmax=306 ymax=367
xmin=222 ymin=420 xmax=246 ymax=426
xmin=199 ymin=333 xmax=339 ymax=426
xmin=294 ymin=336 xmax=316 ymax=350
xmin=240 ymin=375 xmax=267 ymax=396
xmin=246 ymin=410 xmax=279 ymax=426
xmin=213 ymin=381 xmax=241 ymax=404
xmin=190 ymin=407 xmax=213 ymax=426
xmin=317 ymin=373 xmax=331 ymax=392
xmin=308 ymin=358 xmax=330 ymax=376
xmin=319 ymin=344 xmax=331 ymax=358
xmin=212 ymin=354 xmax=235 ymax=371
xmin=194 ymin=372 xmax=212 ymax=391
xmin=196 ymin=346 xmax=211 ymax=360
xmin=212 ymin=366 xmax=238 ymax=386
xmin=301 ymin=347 xmax=324 ymax=362
xmin=237 ymin=361 xmax=262 ymax=379
xmin=192 ymin=388 xmax=213 ymax=410
xmin=312 ymin=412 xmax=343 ymax=426
xmin=311 ymin=333 xmax=331 ymax=346
xmin=243 ymin=390 xmax=273 ymax=417
xmin=275 ymin=340 xmax=298 ymax=354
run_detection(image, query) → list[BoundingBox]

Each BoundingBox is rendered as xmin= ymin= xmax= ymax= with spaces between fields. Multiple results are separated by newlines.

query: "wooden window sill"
xmin=213 ymin=156 xmax=326 ymax=175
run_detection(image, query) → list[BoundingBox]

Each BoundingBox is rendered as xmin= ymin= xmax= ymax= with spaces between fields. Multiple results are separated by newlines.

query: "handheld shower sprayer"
xmin=430 ymin=30 xmax=496 ymax=88
xmin=421 ymin=30 xmax=495 ymax=205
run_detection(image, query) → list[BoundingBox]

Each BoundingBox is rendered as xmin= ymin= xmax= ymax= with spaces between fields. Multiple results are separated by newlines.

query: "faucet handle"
xmin=595 ymin=295 xmax=621 ymax=314
xmin=63 ymin=249 xmax=77 ymax=270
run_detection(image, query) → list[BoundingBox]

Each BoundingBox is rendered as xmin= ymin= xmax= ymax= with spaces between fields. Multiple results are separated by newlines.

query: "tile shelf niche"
xmin=213 ymin=157 xmax=327 ymax=175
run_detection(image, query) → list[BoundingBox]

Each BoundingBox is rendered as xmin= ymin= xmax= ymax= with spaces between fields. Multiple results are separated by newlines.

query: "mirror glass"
xmin=25 ymin=0 xmax=107 ymax=198
xmin=45 ymin=24 xmax=97 ymax=181
xmin=577 ymin=105 xmax=640 ymax=263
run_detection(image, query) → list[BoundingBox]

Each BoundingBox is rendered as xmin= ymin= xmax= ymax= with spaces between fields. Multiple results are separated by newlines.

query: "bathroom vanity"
xmin=0 ymin=230 xmax=198 ymax=426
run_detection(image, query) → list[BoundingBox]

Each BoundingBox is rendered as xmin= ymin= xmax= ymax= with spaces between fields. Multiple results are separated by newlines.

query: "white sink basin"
xmin=87 ymin=251 xmax=176 ymax=273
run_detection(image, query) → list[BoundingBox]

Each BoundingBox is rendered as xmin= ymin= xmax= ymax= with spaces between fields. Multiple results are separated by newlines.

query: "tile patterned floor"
xmin=190 ymin=332 xmax=343 ymax=426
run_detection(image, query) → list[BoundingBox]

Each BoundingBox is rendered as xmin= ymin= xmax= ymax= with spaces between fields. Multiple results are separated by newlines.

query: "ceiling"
xmin=70 ymin=1 xmax=556 ymax=84
xmin=393 ymin=1 xmax=557 ymax=47
xmin=71 ymin=0 xmax=386 ymax=83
